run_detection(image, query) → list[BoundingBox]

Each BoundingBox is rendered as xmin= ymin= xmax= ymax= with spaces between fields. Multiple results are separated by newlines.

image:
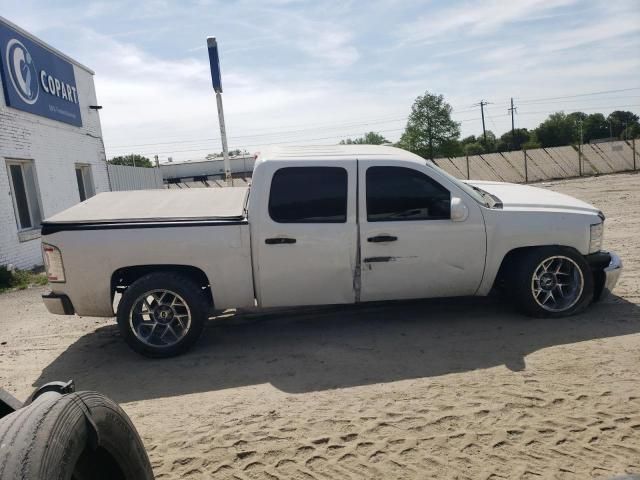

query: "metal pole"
xmin=466 ymin=154 xmax=470 ymax=180
xmin=633 ymin=137 xmax=637 ymax=171
xmin=480 ymin=101 xmax=487 ymax=144
xmin=578 ymin=121 xmax=583 ymax=177
xmin=216 ymin=92 xmax=232 ymax=185
xmin=508 ymin=98 xmax=516 ymax=150
xmin=524 ymin=149 xmax=528 ymax=183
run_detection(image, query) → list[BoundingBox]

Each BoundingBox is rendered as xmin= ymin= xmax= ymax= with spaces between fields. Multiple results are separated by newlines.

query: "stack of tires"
xmin=0 ymin=389 xmax=154 ymax=480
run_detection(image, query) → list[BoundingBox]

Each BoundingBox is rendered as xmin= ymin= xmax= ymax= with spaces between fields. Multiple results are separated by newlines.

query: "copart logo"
xmin=6 ymin=38 xmax=39 ymax=105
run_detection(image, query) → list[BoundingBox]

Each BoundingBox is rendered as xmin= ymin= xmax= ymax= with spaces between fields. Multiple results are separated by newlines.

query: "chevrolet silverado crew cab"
xmin=40 ymin=145 xmax=622 ymax=357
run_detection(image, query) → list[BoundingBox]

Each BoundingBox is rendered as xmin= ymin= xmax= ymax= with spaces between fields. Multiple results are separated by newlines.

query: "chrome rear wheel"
xmin=129 ymin=289 xmax=192 ymax=348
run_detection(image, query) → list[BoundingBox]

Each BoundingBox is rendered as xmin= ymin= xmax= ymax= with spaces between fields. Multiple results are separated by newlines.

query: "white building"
xmin=0 ymin=16 xmax=109 ymax=269
xmin=160 ymin=155 xmax=256 ymax=182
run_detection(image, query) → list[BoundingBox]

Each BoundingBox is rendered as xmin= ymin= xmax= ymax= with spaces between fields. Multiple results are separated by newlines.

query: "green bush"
xmin=0 ymin=265 xmax=48 ymax=292
xmin=0 ymin=266 xmax=11 ymax=288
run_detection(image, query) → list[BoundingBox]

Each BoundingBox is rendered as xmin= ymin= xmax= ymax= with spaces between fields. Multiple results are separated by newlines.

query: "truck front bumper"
xmin=586 ymin=250 xmax=623 ymax=300
xmin=603 ymin=251 xmax=623 ymax=292
xmin=42 ymin=292 xmax=75 ymax=315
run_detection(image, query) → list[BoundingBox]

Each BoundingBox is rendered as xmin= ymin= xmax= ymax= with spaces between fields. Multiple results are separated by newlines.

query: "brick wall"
xmin=0 ymin=64 xmax=109 ymax=269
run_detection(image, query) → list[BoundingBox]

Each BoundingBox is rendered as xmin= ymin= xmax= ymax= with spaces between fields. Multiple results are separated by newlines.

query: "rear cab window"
xmin=268 ymin=167 xmax=348 ymax=223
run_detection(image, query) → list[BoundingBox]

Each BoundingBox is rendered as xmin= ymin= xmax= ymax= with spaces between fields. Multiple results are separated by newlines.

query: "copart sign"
xmin=0 ymin=19 xmax=82 ymax=127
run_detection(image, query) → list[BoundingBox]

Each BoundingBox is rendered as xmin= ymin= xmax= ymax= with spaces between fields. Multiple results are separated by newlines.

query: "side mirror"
xmin=450 ymin=196 xmax=468 ymax=222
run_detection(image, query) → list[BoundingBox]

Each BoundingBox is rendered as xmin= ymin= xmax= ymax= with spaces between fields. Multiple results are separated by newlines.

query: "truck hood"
xmin=465 ymin=180 xmax=600 ymax=215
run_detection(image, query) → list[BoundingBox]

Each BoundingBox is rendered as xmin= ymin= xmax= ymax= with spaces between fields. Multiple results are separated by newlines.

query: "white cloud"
xmin=399 ymin=0 xmax=578 ymax=44
xmin=2 ymin=0 xmax=639 ymax=159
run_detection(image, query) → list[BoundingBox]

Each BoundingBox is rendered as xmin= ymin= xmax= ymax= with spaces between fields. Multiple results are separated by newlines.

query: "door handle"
xmin=364 ymin=256 xmax=393 ymax=263
xmin=265 ymin=237 xmax=296 ymax=245
xmin=367 ymin=235 xmax=397 ymax=243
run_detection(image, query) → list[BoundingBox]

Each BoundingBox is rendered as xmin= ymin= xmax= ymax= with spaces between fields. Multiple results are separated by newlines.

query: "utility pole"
xmin=474 ymin=100 xmax=491 ymax=144
xmin=577 ymin=120 xmax=584 ymax=176
xmin=609 ymin=120 xmax=613 ymax=140
xmin=507 ymin=98 xmax=517 ymax=150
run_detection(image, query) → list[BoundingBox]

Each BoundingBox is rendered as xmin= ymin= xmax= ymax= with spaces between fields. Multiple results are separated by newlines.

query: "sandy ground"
xmin=1 ymin=172 xmax=639 ymax=479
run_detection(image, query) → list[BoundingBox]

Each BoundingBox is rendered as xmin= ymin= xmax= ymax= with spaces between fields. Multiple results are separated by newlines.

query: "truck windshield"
xmin=424 ymin=161 xmax=488 ymax=206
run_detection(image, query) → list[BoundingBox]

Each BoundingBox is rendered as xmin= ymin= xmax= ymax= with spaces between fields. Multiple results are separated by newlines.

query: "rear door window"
xmin=269 ymin=167 xmax=348 ymax=223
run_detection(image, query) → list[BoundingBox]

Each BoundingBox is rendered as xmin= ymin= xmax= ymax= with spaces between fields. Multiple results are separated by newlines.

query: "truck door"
xmin=358 ymin=160 xmax=486 ymax=302
xmin=252 ymin=161 xmax=358 ymax=308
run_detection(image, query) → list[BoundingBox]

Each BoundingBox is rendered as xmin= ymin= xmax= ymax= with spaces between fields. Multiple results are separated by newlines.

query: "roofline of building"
xmin=159 ymin=155 xmax=256 ymax=166
xmin=0 ymin=16 xmax=95 ymax=75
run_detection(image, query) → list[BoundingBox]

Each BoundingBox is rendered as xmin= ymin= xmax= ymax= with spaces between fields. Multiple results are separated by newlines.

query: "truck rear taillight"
xmin=42 ymin=243 xmax=65 ymax=283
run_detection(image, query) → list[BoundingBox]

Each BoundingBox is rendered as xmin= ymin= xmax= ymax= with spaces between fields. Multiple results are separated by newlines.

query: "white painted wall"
xmin=0 ymin=54 xmax=109 ymax=269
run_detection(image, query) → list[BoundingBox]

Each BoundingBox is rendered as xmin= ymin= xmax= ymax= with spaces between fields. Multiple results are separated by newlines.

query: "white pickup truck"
xmin=40 ymin=145 xmax=622 ymax=357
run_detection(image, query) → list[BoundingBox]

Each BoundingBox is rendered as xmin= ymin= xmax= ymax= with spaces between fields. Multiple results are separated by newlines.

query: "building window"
xmin=6 ymin=159 xmax=43 ymax=231
xmin=75 ymin=164 xmax=95 ymax=201
xmin=268 ymin=167 xmax=348 ymax=223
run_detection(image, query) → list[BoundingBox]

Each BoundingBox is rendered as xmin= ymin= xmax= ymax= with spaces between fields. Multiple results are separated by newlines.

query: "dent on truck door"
xmin=358 ymin=164 xmax=486 ymax=302
xmin=253 ymin=164 xmax=358 ymax=308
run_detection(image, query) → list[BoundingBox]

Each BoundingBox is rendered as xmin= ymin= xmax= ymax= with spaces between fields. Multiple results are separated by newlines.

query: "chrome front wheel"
xmin=531 ymin=255 xmax=584 ymax=313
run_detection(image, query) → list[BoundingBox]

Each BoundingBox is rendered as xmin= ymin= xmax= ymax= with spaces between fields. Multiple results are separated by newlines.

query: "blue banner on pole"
xmin=0 ymin=19 xmax=82 ymax=127
xmin=207 ymin=37 xmax=222 ymax=93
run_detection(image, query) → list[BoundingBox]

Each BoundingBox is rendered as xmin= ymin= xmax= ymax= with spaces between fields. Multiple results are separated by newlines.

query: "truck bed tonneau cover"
xmin=43 ymin=188 xmax=249 ymax=224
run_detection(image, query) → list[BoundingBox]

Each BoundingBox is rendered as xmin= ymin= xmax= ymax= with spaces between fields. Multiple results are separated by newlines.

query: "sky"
xmin=1 ymin=0 xmax=639 ymax=161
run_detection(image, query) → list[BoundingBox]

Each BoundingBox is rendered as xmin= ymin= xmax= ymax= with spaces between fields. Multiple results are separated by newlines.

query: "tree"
xmin=607 ymin=111 xmax=640 ymax=139
xmin=479 ymin=130 xmax=497 ymax=153
xmin=497 ymin=128 xmax=531 ymax=151
xmin=463 ymin=142 xmax=485 ymax=155
xmin=340 ymin=131 xmax=389 ymax=145
xmin=567 ymin=111 xmax=588 ymax=123
xmin=581 ymin=113 xmax=609 ymax=143
xmin=398 ymin=91 xmax=460 ymax=160
xmin=522 ymin=138 xmax=541 ymax=150
xmin=622 ymin=123 xmax=640 ymax=140
xmin=534 ymin=112 xmax=578 ymax=148
xmin=108 ymin=154 xmax=153 ymax=168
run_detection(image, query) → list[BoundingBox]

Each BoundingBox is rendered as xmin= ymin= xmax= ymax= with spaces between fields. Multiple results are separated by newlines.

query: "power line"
xmin=517 ymin=104 xmax=640 ymax=116
xmin=516 ymin=87 xmax=640 ymax=104
xmin=108 ymin=105 xmax=485 ymax=152
xmin=500 ymin=95 xmax=640 ymax=108
xmin=113 ymin=115 xmax=489 ymax=157
xmin=114 ymin=100 xmax=640 ymax=158
xmin=108 ymin=115 xmax=410 ymax=150
xmin=105 ymin=87 xmax=640 ymax=152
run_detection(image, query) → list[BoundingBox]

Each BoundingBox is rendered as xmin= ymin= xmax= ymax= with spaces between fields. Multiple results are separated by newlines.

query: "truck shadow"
xmin=35 ymin=295 xmax=640 ymax=403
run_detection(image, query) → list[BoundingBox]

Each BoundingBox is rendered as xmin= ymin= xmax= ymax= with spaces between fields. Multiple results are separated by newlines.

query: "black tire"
xmin=116 ymin=272 xmax=208 ymax=358
xmin=511 ymin=247 xmax=594 ymax=318
xmin=0 ymin=391 xmax=154 ymax=480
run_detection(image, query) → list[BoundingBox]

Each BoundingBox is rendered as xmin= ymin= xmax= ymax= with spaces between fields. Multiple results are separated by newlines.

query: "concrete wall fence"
xmin=433 ymin=139 xmax=639 ymax=183
xmin=107 ymin=164 xmax=164 ymax=191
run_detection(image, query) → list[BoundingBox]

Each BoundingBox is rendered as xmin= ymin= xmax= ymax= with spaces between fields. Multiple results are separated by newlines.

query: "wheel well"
xmin=111 ymin=265 xmax=213 ymax=307
xmin=492 ymin=245 xmax=580 ymax=291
